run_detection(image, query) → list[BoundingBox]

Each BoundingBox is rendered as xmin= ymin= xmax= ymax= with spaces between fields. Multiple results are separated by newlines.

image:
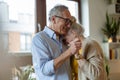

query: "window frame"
xmin=36 ymin=0 xmax=81 ymax=32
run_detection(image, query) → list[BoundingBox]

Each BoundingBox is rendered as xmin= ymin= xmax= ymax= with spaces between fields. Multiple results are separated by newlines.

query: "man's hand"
xmin=68 ymin=38 xmax=81 ymax=55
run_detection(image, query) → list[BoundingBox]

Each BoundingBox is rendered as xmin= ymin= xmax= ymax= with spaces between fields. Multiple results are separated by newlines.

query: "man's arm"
xmin=54 ymin=38 xmax=81 ymax=71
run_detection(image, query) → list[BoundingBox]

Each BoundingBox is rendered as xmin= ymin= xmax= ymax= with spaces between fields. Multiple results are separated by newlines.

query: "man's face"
xmin=53 ymin=10 xmax=72 ymax=35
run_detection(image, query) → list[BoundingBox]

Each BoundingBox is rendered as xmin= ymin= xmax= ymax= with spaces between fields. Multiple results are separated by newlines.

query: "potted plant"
xmin=101 ymin=12 xmax=120 ymax=42
xmin=14 ymin=65 xmax=36 ymax=80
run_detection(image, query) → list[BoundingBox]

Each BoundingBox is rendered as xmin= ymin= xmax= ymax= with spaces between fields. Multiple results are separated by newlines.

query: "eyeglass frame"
xmin=55 ymin=15 xmax=73 ymax=26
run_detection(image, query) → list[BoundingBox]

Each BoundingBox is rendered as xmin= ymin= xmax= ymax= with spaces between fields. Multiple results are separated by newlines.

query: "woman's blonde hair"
xmin=70 ymin=16 xmax=84 ymax=36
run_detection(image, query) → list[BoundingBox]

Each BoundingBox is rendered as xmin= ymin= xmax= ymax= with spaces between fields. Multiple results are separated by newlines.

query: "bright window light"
xmin=46 ymin=0 xmax=78 ymax=25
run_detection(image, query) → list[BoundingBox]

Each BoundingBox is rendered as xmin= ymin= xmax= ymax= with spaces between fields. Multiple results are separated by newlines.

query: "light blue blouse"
xmin=31 ymin=26 xmax=71 ymax=80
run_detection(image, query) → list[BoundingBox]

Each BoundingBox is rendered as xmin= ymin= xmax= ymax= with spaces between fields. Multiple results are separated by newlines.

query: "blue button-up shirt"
xmin=31 ymin=26 xmax=71 ymax=80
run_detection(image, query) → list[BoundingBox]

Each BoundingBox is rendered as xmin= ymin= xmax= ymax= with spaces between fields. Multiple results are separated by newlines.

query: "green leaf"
xmin=101 ymin=12 xmax=120 ymax=38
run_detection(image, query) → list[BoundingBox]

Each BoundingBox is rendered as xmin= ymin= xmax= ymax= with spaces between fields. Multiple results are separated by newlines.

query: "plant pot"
xmin=111 ymin=35 xmax=117 ymax=42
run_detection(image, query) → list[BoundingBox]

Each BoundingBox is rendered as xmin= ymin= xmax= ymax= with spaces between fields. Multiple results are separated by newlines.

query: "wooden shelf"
xmin=110 ymin=0 xmax=120 ymax=4
xmin=110 ymin=13 xmax=120 ymax=16
xmin=109 ymin=42 xmax=120 ymax=49
xmin=102 ymin=42 xmax=120 ymax=60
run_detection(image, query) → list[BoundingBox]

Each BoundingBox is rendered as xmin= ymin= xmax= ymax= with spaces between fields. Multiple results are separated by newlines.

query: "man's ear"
xmin=51 ymin=16 xmax=56 ymax=24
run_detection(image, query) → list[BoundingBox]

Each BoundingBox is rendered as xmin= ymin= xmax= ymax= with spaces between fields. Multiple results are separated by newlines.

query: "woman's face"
xmin=65 ymin=30 xmax=77 ymax=43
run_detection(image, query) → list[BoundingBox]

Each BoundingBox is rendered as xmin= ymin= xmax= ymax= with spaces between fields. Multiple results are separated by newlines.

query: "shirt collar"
xmin=43 ymin=26 xmax=56 ymax=39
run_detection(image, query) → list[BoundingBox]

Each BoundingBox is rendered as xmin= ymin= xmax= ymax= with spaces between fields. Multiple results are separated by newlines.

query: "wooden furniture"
xmin=102 ymin=42 xmax=120 ymax=80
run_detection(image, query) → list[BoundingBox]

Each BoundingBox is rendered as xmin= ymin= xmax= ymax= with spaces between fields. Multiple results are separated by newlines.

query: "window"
xmin=46 ymin=0 xmax=79 ymax=25
xmin=36 ymin=0 xmax=81 ymax=31
xmin=0 ymin=0 xmax=81 ymax=53
xmin=0 ymin=0 xmax=36 ymax=53
xmin=20 ymin=33 xmax=32 ymax=51
xmin=3 ymin=32 xmax=9 ymax=51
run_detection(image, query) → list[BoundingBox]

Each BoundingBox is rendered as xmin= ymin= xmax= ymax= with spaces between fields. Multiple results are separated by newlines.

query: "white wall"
xmin=81 ymin=1 xmax=120 ymax=80
xmin=81 ymin=0 xmax=90 ymax=37
xmin=81 ymin=0 xmax=111 ymax=43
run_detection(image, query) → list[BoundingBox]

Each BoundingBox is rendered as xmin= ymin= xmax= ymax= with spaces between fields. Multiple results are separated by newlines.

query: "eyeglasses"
xmin=55 ymin=15 xmax=72 ymax=26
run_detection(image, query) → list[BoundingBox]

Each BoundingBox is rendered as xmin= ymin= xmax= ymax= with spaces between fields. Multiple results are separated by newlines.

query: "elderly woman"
xmin=65 ymin=22 xmax=107 ymax=80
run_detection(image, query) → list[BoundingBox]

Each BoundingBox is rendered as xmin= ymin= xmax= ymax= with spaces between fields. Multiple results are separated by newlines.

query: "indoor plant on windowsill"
xmin=14 ymin=65 xmax=36 ymax=80
xmin=101 ymin=12 xmax=120 ymax=42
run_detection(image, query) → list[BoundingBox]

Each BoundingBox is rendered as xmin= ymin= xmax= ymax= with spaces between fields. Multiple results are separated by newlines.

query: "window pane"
xmin=20 ymin=33 xmax=32 ymax=51
xmin=20 ymin=34 xmax=26 ymax=51
xmin=26 ymin=34 xmax=32 ymax=51
xmin=0 ymin=0 xmax=35 ymax=53
xmin=3 ymin=32 xmax=9 ymax=51
xmin=46 ymin=0 xmax=78 ymax=25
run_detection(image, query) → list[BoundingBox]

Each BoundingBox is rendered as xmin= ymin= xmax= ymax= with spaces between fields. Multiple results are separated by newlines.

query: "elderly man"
xmin=31 ymin=5 xmax=81 ymax=80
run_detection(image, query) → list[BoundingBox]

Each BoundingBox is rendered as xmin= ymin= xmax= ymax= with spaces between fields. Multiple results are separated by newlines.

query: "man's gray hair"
xmin=49 ymin=4 xmax=68 ymax=21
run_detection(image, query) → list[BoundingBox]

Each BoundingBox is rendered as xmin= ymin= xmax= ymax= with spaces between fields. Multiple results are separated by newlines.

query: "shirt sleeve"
xmin=31 ymin=35 xmax=55 ymax=76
